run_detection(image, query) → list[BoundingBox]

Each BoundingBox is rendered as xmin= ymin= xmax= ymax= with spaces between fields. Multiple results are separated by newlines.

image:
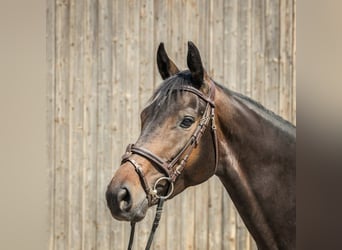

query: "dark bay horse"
xmin=106 ymin=42 xmax=296 ymax=250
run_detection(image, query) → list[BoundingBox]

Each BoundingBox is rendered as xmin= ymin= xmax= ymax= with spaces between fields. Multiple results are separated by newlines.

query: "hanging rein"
xmin=120 ymin=81 xmax=218 ymax=250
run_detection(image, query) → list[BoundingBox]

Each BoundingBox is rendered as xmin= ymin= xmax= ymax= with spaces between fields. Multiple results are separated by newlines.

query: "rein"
xmin=120 ymin=81 xmax=218 ymax=250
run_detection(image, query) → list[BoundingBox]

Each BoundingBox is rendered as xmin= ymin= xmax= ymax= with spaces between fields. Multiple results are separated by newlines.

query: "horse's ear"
xmin=187 ymin=41 xmax=205 ymax=88
xmin=157 ymin=43 xmax=180 ymax=80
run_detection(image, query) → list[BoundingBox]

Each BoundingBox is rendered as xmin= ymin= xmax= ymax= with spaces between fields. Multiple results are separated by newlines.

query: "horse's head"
xmin=106 ymin=42 xmax=217 ymax=222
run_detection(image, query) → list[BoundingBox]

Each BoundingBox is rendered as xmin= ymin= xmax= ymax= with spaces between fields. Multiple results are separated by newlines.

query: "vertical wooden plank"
xmin=110 ymin=0 xmax=127 ymax=249
xmin=153 ymin=0 xmax=171 ymax=88
xmin=139 ymin=0 xmax=154 ymax=108
xmin=181 ymin=188 xmax=195 ymax=250
xmin=208 ymin=0 xmax=213 ymax=74
xmin=96 ymin=0 xmax=113 ymax=249
xmin=54 ymin=1 xmax=70 ymax=249
xmin=279 ymin=0 xmax=295 ymax=123
xmin=47 ymin=0 xmax=56 ymax=248
xmin=125 ymin=1 xmax=150 ymax=249
xmin=221 ymin=191 xmax=229 ymax=250
xmin=67 ymin=2 xmax=75 ymax=248
xmin=251 ymin=0 xmax=266 ymax=105
xmin=109 ymin=1 xmax=118 ymax=234
xmin=292 ymin=0 xmax=296 ymax=124
xmin=184 ymin=0 xmax=200 ymax=45
xmin=223 ymin=0 xmax=238 ymax=91
xmin=197 ymin=0 xmax=210 ymax=66
xmin=169 ymin=0 xmax=185 ymax=68
xmin=124 ymin=0 xmax=140 ymax=143
xmin=265 ymin=0 xmax=280 ymax=114
xmin=237 ymin=0 xmax=252 ymax=96
xmin=246 ymin=0 xmax=253 ymax=99
xmin=210 ymin=0 xmax=224 ymax=81
xmin=194 ymin=181 xmax=209 ymax=250
xmin=82 ymin=0 xmax=98 ymax=249
xmin=279 ymin=0 xmax=288 ymax=120
xmin=68 ymin=0 xmax=84 ymax=249
xmin=208 ymin=177 xmax=224 ymax=250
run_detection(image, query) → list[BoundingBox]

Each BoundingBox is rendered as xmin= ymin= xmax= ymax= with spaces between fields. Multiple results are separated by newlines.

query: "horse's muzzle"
xmin=106 ymin=180 xmax=148 ymax=222
xmin=106 ymin=183 xmax=131 ymax=211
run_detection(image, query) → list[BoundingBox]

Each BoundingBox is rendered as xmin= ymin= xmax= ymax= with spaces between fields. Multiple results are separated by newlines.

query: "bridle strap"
xmin=127 ymin=222 xmax=135 ymax=250
xmin=145 ymin=195 xmax=165 ymax=249
xmin=210 ymin=105 xmax=219 ymax=171
xmin=173 ymin=85 xmax=215 ymax=107
xmin=125 ymin=158 xmax=158 ymax=205
xmin=127 ymin=193 xmax=168 ymax=250
xmin=130 ymin=146 xmax=170 ymax=175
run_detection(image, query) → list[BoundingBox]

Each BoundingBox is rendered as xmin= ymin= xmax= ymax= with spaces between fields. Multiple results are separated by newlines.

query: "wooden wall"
xmin=47 ymin=0 xmax=295 ymax=249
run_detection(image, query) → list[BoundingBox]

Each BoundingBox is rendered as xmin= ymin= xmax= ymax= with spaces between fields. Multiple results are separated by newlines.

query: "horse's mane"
xmin=149 ymin=70 xmax=295 ymax=136
xmin=219 ymin=85 xmax=296 ymax=136
xmin=150 ymin=70 xmax=193 ymax=101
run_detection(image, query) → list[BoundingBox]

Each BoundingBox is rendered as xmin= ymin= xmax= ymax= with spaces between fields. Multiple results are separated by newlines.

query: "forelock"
xmin=150 ymin=70 xmax=193 ymax=105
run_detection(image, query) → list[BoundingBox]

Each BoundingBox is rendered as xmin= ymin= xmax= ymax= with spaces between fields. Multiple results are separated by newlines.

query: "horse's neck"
xmin=214 ymin=88 xmax=296 ymax=250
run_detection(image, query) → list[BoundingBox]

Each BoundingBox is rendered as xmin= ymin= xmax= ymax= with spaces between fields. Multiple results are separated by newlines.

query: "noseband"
xmin=120 ymin=81 xmax=218 ymax=250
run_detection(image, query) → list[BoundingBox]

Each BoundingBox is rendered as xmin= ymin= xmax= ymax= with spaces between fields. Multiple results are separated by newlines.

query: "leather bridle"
xmin=120 ymin=81 xmax=218 ymax=250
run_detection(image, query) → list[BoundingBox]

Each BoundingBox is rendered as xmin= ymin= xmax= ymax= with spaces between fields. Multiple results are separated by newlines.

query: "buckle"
xmin=153 ymin=177 xmax=174 ymax=200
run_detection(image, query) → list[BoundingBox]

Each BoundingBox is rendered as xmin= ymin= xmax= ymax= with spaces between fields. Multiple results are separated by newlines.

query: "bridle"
xmin=120 ymin=80 xmax=218 ymax=250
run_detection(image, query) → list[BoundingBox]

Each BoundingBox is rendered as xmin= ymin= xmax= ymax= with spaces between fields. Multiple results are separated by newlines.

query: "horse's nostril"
xmin=117 ymin=187 xmax=132 ymax=212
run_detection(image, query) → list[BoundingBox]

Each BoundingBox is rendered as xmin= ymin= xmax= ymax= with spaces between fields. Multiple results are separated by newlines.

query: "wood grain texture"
xmin=47 ymin=0 xmax=296 ymax=249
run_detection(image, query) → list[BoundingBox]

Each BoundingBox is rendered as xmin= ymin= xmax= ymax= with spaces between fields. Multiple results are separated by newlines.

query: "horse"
xmin=106 ymin=41 xmax=296 ymax=250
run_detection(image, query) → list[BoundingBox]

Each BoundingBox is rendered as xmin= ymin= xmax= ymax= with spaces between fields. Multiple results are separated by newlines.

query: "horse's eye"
xmin=180 ymin=116 xmax=195 ymax=128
